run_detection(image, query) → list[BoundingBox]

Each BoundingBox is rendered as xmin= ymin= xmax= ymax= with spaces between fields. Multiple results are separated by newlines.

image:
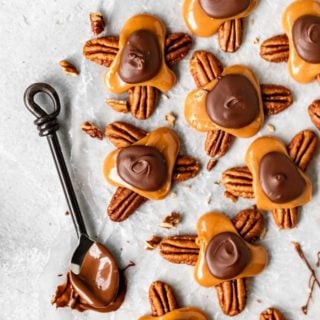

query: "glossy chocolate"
xmin=205 ymin=232 xmax=250 ymax=279
xmin=199 ymin=0 xmax=250 ymax=19
xmin=118 ymin=29 xmax=161 ymax=83
xmin=292 ymin=15 xmax=320 ymax=63
xmin=206 ymin=74 xmax=259 ymax=129
xmin=259 ymin=152 xmax=306 ymax=203
xmin=117 ymin=145 xmax=167 ymax=191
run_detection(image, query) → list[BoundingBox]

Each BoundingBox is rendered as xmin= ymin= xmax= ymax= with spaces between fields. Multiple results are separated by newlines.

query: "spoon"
xmin=24 ymin=83 xmax=94 ymax=275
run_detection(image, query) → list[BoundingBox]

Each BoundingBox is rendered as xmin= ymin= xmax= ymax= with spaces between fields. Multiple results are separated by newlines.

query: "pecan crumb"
xmin=59 ymin=60 xmax=79 ymax=76
xmin=266 ymin=124 xmax=276 ymax=132
xmin=170 ymin=192 xmax=177 ymax=199
xmin=224 ymin=191 xmax=238 ymax=203
xmin=207 ymin=159 xmax=217 ymax=171
xmin=165 ymin=112 xmax=177 ymax=127
xmin=160 ymin=212 xmax=182 ymax=229
xmin=205 ymin=193 xmax=212 ymax=204
xmin=90 ymin=12 xmax=105 ymax=36
xmin=81 ymin=121 xmax=104 ymax=140
xmin=145 ymin=236 xmax=162 ymax=250
xmin=253 ymin=37 xmax=260 ymax=44
xmin=106 ymin=99 xmax=129 ymax=113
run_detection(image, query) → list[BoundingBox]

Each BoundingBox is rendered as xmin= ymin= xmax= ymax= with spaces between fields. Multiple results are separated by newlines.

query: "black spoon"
xmin=24 ymin=83 xmax=94 ymax=275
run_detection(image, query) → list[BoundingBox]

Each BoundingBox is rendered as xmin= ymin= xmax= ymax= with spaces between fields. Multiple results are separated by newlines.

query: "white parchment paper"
xmin=39 ymin=1 xmax=320 ymax=319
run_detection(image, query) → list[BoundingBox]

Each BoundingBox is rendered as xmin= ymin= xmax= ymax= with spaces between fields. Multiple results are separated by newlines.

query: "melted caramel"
xmin=184 ymin=65 xmax=264 ymax=137
xmin=245 ymin=136 xmax=312 ymax=210
xmin=105 ymin=14 xmax=176 ymax=93
xmin=139 ymin=307 xmax=208 ymax=320
xmin=182 ymin=0 xmax=257 ymax=37
xmin=103 ymin=128 xmax=180 ymax=200
xmin=283 ymin=0 xmax=320 ymax=83
xmin=194 ymin=212 xmax=268 ymax=287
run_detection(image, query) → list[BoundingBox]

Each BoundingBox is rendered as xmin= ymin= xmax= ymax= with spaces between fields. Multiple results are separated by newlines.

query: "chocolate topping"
xmin=292 ymin=15 xmax=320 ymax=64
xmin=199 ymin=0 xmax=250 ymax=19
xmin=117 ymin=145 xmax=167 ymax=191
xmin=119 ymin=29 xmax=162 ymax=83
xmin=205 ymin=232 xmax=251 ymax=279
xmin=206 ymin=74 xmax=260 ymax=129
xmin=259 ymin=152 xmax=306 ymax=203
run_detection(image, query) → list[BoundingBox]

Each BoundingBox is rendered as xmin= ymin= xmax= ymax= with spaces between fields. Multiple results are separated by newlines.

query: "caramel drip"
xmin=138 ymin=307 xmax=208 ymax=320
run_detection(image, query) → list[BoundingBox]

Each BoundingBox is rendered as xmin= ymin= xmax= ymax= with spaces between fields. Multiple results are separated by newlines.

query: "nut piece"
xmin=145 ymin=236 xmax=162 ymax=251
xmin=272 ymin=207 xmax=300 ymax=229
xmin=232 ymin=207 xmax=265 ymax=243
xmin=260 ymin=34 xmax=289 ymax=63
xmin=159 ymin=235 xmax=199 ymax=266
xmin=172 ymin=155 xmax=200 ymax=183
xmin=128 ymin=86 xmax=159 ymax=119
xmin=165 ymin=32 xmax=192 ymax=67
xmin=107 ymin=187 xmax=147 ymax=222
xmin=165 ymin=112 xmax=176 ymax=127
xmin=222 ymin=166 xmax=254 ymax=199
xmin=149 ymin=281 xmax=177 ymax=316
xmin=159 ymin=212 xmax=182 ymax=229
xmin=260 ymin=307 xmax=285 ymax=320
xmin=218 ymin=18 xmax=243 ymax=53
xmin=106 ymin=99 xmax=129 ymax=113
xmin=81 ymin=121 xmax=104 ymax=140
xmin=205 ymin=129 xmax=234 ymax=158
xmin=207 ymin=159 xmax=218 ymax=172
xmin=260 ymin=84 xmax=293 ymax=115
xmin=190 ymin=50 xmax=224 ymax=87
xmin=287 ymin=130 xmax=318 ymax=172
xmin=59 ymin=60 xmax=79 ymax=76
xmin=90 ymin=12 xmax=105 ymax=36
xmin=308 ymin=100 xmax=320 ymax=130
xmin=215 ymin=278 xmax=248 ymax=317
xmin=105 ymin=121 xmax=147 ymax=148
xmin=83 ymin=36 xmax=119 ymax=67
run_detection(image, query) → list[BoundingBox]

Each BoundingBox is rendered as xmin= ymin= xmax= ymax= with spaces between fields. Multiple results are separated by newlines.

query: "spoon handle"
xmin=24 ymin=83 xmax=87 ymax=238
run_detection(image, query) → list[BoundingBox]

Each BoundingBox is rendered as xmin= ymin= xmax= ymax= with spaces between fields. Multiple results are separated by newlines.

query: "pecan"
xmin=89 ymin=12 xmax=105 ymax=36
xmin=106 ymin=99 xmax=129 ymax=113
xmin=272 ymin=207 xmax=300 ymax=229
xmin=260 ymin=84 xmax=293 ymax=115
xmin=149 ymin=281 xmax=177 ymax=316
xmin=107 ymin=187 xmax=147 ymax=222
xmin=128 ymin=86 xmax=159 ymax=119
xmin=207 ymin=159 xmax=218 ymax=172
xmin=205 ymin=129 xmax=234 ymax=158
xmin=222 ymin=166 xmax=254 ymax=199
xmin=159 ymin=235 xmax=199 ymax=266
xmin=260 ymin=34 xmax=289 ymax=63
xmin=172 ymin=155 xmax=200 ymax=183
xmin=159 ymin=212 xmax=182 ymax=229
xmin=218 ymin=18 xmax=243 ymax=53
xmin=260 ymin=307 xmax=285 ymax=320
xmin=215 ymin=278 xmax=248 ymax=317
xmin=308 ymin=100 xmax=320 ymax=130
xmin=145 ymin=236 xmax=162 ymax=251
xmin=105 ymin=121 xmax=147 ymax=148
xmin=59 ymin=60 xmax=79 ymax=76
xmin=83 ymin=36 xmax=119 ymax=67
xmin=232 ymin=207 xmax=265 ymax=243
xmin=165 ymin=112 xmax=176 ymax=127
xmin=190 ymin=50 xmax=224 ymax=87
xmin=287 ymin=130 xmax=318 ymax=172
xmin=165 ymin=32 xmax=192 ymax=67
xmin=81 ymin=121 xmax=104 ymax=140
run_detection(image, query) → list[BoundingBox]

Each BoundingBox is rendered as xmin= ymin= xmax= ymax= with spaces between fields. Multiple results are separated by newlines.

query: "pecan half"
xmin=272 ymin=207 xmax=300 ymax=229
xmin=232 ymin=207 xmax=265 ymax=243
xmin=205 ymin=129 xmax=234 ymax=158
xmin=128 ymin=86 xmax=159 ymax=119
xmin=218 ymin=18 xmax=243 ymax=53
xmin=172 ymin=155 xmax=200 ymax=182
xmin=308 ymin=100 xmax=320 ymax=130
xmin=287 ymin=130 xmax=318 ymax=172
xmin=159 ymin=235 xmax=199 ymax=266
xmin=222 ymin=166 xmax=254 ymax=199
xmin=190 ymin=50 xmax=224 ymax=87
xmin=149 ymin=281 xmax=177 ymax=316
xmin=215 ymin=278 xmax=248 ymax=317
xmin=165 ymin=33 xmax=192 ymax=67
xmin=260 ymin=307 xmax=285 ymax=320
xmin=90 ymin=12 xmax=105 ymax=36
xmin=83 ymin=36 xmax=119 ymax=67
xmin=105 ymin=121 xmax=147 ymax=148
xmin=107 ymin=187 xmax=147 ymax=222
xmin=81 ymin=121 xmax=104 ymax=140
xmin=260 ymin=84 xmax=293 ymax=115
xmin=260 ymin=34 xmax=289 ymax=63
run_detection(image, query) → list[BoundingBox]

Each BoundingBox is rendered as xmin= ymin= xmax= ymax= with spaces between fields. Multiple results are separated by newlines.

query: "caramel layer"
xmin=139 ymin=307 xmax=208 ymax=320
xmin=283 ymin=0 xmax=320 ymax=83
xmin=194 ymin=212 xmax=268 ymax=287
xmin=103 ymin=128 xmax=180 ymax=200
xmin=182 ymin=0 xmax=257 ymax=37
xmin=105 ymin=14 xmax=176 ymax=93
xmin=245 ymin=136 xmax=312 ymax=210
xmin=184 ymin=65 xmax=264 ymax=137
